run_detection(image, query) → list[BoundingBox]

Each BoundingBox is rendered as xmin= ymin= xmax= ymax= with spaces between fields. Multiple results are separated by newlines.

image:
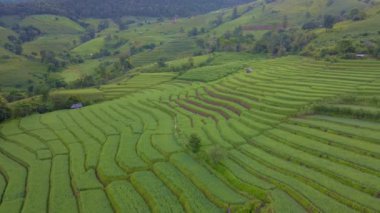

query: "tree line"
xmin=0 ymin=0 xmax=253 ymax=18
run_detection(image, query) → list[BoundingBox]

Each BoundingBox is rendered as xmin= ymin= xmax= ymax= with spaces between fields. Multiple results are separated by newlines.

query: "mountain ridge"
xmin=0 ymin=0 xmax=255 ymax=18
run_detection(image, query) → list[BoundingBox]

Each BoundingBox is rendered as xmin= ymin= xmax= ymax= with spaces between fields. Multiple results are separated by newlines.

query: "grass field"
xmin=19 ymin=15 xmax=85 ymax=35
xmin=71 ymin=37 xmax=106 ymax=57
xmin=1 ymin=56 xmax=380 ymax=212
xmin=0 ymin=26 xmax=16 ymax=46
xmin=23 ymin=34 xmax=80 ymax=56
xmin=60 ymin=59 xmax=102 ymax=82
xmin=130 ymin=37 xmax=200 ymax=67
xmin=0 ymin=56 xmax=47 ymax=88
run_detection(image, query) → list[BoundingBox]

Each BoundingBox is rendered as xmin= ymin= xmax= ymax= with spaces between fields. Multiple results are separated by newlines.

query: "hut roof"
xmin=70 ymin=103 xmax=83 ymax=109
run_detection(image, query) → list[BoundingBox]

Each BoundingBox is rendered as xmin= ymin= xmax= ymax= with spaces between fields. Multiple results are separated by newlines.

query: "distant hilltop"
xmin=0 ymin=0 xmax=254 ymax=18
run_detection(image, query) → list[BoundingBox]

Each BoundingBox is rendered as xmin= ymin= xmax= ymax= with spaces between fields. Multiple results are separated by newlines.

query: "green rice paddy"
xmin=1 ymin=56 xmax=380 ymax=212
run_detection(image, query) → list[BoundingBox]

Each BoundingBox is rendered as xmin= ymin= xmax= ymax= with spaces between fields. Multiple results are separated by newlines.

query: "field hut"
xmin=245 ymin=67 xmax=254 ymax=74
xmin=355 ymin=54 xmax=367 ymax=59
xmin=70 ymin=103 xmax=83 ymax=109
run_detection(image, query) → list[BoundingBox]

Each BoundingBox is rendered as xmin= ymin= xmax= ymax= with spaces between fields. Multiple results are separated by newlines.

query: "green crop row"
xmin=153 ymin=162 xmax=222 ymax=213
xmin=229 ymin=150 xmax=321 ymax=212
xmin=80 ymin=109 xmax=118 ymax=136
xmin=0 ymin=138 xmax=51 ymax=213
xmin=151 ymin=134 xmax=183 ymax=156
xmin=0 ymin=119 xmax=23 ymax=136
xmin=202 ymin=122 xmax=234 ymax=149
xmin=240 ymin=144 xmax=380 ymax=212
xmin=130 ymin=171 xmax=185 ymax=212
xmin=68 ymin=143 xmax=102 ymax=192
xmin=0 ymin=151 xmax=26 ymax=205
xmin=108 ymin=104 xmax=144 ymax=133
xmin=267 ymin=129 xmax=380 ymax=174
xmin=248 ymin=136 xmax=380 ymax=196
xmin=170 ymin=152 xmax=248 ymax=207
xmin=30 ymin=128 xmax=58 ymax=141
xmin=19 ymin=114 xmax=46 ymax=131
xmin=97 ymin=135 xmax=127 ymax=184
xmin=49 ymin=155 xmax=78 ymax=213
xmin=7 ymin=133 xmax=47 ymax=152
xmin=310 ymin=115 xmax=380 ymax=131
xmin=136 ymin=132 xmax=165 ymax=163
xmin=290 ymin=118 xmax=380 ymax=144
xmin=116 ymin=132 xmax=147 ymax=172
xmin=279 ymin=123 xmax=380 ymax=158
xmin=78 ymin=189 xmax=113 ymax=213
xmin=105 ymin=180 xmax=150 ymax=213
xmin=68 ymin=111 xmax=107 ymax=144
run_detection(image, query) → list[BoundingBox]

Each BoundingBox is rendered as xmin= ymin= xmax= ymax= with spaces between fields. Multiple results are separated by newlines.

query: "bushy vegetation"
xmin=254 ymin=28 xmax=316 ymax=56
xmin=179 ymin=62 xmax=244 ymax=82
xmin=188 ymin=133 xmax=201 ymax=153
xmin=312 ymin=104 xmax=380 ymax=121
xmin=0 ymin=96 xmax=11 ymax=122
xmin=310 ymin=95 xmax=380 ymax=121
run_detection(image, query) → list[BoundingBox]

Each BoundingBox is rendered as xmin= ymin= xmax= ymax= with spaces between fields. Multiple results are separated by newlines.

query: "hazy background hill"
xmin=0 ymin=0 xmax=29 ymax=2
xmin=0 ymin=0 xmax=254 ymax=17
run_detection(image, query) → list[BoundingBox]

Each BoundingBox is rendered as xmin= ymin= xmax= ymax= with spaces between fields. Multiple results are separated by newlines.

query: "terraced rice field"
xmin=1 ymin=56 xmax=380 ymax=212
xmin=100 ymin=72 xmax=179 ymax=99
xmin=130 ymin=38 xmax=200 ymax=67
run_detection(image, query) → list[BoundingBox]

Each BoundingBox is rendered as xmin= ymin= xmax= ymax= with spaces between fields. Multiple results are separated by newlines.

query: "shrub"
xmin=157 ymin=57 xmax=167 ymax=67
xmin=302 ymin=21 xmax=320 ymax=30
xmin=0 ymin=97 xmax=11 ymax=122
xmin=49 ymin=94 xmax=84 ymax=109
xmin=188 ymin=133 xmax=201 ymax=153
xmin=208 ymin=146 xmax=226 ymax=165
xmin=323 ymin=15 xmax=336 ymax=29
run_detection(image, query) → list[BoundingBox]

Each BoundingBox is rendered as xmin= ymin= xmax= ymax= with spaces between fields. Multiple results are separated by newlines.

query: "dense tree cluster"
xmin=188 ymin=133 xmax=201 ymax=153
xmin=3 ymin=35 xmax=22 ymax=54
xmin=194 ymin=26 xmax=255 ymax=53
xmin=0 ymin=0 xmax=253 ymax=18
xmin=254 ymin=28 xmax=316 ymax=56
xmin=12 ymin=25 xmax=42 ymax=42
xmin=0 ymin=96 xmax=11 ymax=122
xmin=3 ymin=25 xmax=41 ymax=55
xmin=311 ymin=38 xmax=380 ymax=59
xmin=70 ymin=55 xmax=133 ymax=88
xmin=312 ymin=96 xmax=380 ymax=121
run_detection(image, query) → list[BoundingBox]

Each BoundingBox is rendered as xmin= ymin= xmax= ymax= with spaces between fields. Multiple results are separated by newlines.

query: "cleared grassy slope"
xmin=19 ymin=15 xmax=85 ymax=34
xmin=0 ymin=26 xmax=16 ymax=45
xmin=23 ymin=34 xmax=80 ymax=56
xmin=0 ymin=56 xmax=47 ymax=88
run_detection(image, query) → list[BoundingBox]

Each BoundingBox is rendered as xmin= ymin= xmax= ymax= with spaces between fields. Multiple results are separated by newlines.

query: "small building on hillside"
xmin=70 ymin=103 xmax=83 ymax=109
xmin=245 ymin=67 xmax=254 ymax=74
xmin=356 ymin=54 xmax=367 ymax=59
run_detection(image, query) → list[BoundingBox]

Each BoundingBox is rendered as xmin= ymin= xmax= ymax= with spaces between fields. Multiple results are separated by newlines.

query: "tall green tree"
xmin=323 ymin=15 xmax=335 ymax=29
xmin=188 ymin=133 xmax=201 ymax=153
xmin=0 ymin=96 xmax=11 ymax=122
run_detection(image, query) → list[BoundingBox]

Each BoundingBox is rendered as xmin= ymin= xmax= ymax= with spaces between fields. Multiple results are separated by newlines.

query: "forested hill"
xmin=0 ymin=0 xmax=254 ymax=18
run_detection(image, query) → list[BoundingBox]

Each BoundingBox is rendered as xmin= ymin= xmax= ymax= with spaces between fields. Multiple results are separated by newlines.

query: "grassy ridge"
xmin=0 ymin=56 xmax=46 ymax=88
xmin=20 ymin=15 xmax=85 ymax=35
